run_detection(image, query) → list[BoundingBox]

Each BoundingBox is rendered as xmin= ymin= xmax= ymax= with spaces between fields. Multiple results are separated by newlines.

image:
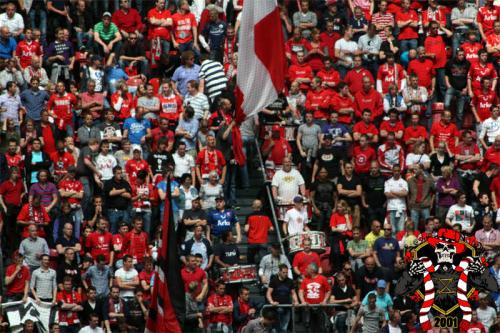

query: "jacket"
xmin=407 ymin=175 xmax=435 ymax=209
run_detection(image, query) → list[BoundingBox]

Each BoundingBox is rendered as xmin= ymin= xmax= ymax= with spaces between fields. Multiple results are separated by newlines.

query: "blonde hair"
xmin=441 ymin=165 xmax=453 ymax=177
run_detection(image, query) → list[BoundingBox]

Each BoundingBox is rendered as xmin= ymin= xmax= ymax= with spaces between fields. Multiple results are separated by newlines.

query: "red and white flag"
xmin=236 ymin=0 xmax=286 ymax=119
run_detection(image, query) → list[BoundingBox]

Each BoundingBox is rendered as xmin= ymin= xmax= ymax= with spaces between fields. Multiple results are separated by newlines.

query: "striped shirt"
xmin=184 ymin=92 xmax=210 ymax=119
xmin=30 ymin=267 xmax=57 ymax=300
xmin=93 ymin=22 xmax=119 ymax=43
xmin=371 ymin=12 xmax=394 ymax=41
xmin=199 ymin=59 xmax=228 ymax=100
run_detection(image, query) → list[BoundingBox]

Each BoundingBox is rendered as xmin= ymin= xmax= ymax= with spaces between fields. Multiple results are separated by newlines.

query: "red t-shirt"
xmin=403 ymin=125 xmax=428 ymax=151
xmin=407 ymin=59 xmax=435 ymax=90
xmin=86 ymin=231 xmax=113 ymax=263
xmin=57 ymin=290 xmax=82 ymax=326
xmin=486 ymin=33 xmax=500 ymax=57
xmin=395 ymin=9 xmax=419 ymax=40
xmin=329 ymin=94 xmax=355 ymax=124
xmin=468 ymin=62 xmax=498 ymax=91
xmin=15 ymin=40 xmax=42 ymax=68
xmin=41 ymin=124 xmax=56 ymax=155
xmin=125 ymin=230 xmax=148 ymax=263
xmin=293 ymin=251 xmax=321 ymax=275
xmin=58 ymin=179 xmax=83 ymax=205
xmin=147 ymin=8 xmax=172 ymax=40
xmin=0 ymin=178 xmax=24 ymax=206
xmin=430 ymin=121 xmax=460 ymax=149
xmin=353 ymin=145 xmax=377 ymax=174
xmin=454 ymin=143 xmax=480 ymax=170
xmin=305 ymin=88 xmax=331 ymax=119
xmin=246 ymin=212 xmax=273 ymax=244
xmin=195 ymin=148 xmax=227 ymax=175
xmin=181 ymin=267 xmax=206 ymax=295
xmin=207 ymin=293 xmax=233 ymax=324
xmin=344 ymin=68 xmax=374 ymax=95
xmin=317 ymin=68 xmax=341 ymax=91
xmin=300 ymin=274 xmax=331 ymax=304
xmin=150 ymin=127 xmax=174 ymax=152
xmin=462 ymin=42 xmax=482 ymax=65
xmin=377 ymin=63 xmax=405 ymax=94
xmin=17 ymin=204 xmax=49 ymax=238
xmin=286 ymin=38 xmax=310 ymax=64
xmin=47 ymin=93 xmax=77 ymax=129
xmin=5 ymin=264 xmax=30 ymax=295
xmin=330 ymin=212 xmax=352 ymax=233
xmin=139 ymin=270 xmax=153 ymax=301
xmin=380 ymin=120 xmax=405 ymax=136
xmin=288 ymin=63 xmax=313 ymax=91
xmin=125 ymin=159 xmax=150 ymax=187
xmin=472 ymin=90 xmax=499 ymax=121
xmin=354 ymin=89 xmax=383 ymax=120
xmin=159 ymin=94 xmax=183 ymax=120
xmin=172 ymin=12 xmax=196 ymax=44
xmin=477 ymin=6 xmax=500 ymax=35
xmin=490 ymin=176 xmax=500 ymax=207
xmin=424 ymin=35 xmax=447 ymax=69
xmin=112 ymin=234 xmax=127 ymax=260
xmin=484 ymin=146 xmax=500 ymax=171
xmin=5 ymin=152 xmax=24 ymax=172
xmin=353 ymin=121 xmax=379 ymax=138
xmin=111 ymin=92 xmax=134 ymax=120
xmin=50 ymin=151 xmax=76 ymax=178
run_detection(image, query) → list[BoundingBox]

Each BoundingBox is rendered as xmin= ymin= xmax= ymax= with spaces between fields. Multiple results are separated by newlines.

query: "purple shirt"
xmin=45 ymin=40 xmax=74 ymax=65
xmin=436 ymin=176 xmax=460 ymax=207
xmin=29 ymin=182 xmax=58 ymax=207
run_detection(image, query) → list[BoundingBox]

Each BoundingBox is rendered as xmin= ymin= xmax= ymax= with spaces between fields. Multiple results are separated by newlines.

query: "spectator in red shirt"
xmin=125 ymin=216 xmax=149 ymax=267
xmin=171 ymin=0 xmax=199 ymax=55
xmin=471 ymin=77 xmax=499 ymax=128
xmin=4 ymin=252 xmax=30 ymax=302
xmin=317 ymin=57 xmax=341 ymax=92
xmin=112 ymin=0 xmax=144 ymax=39
xmin=47 ymin=81 xmax=78 ymax=137
xmin=285 ymin=27 xmax=310 ymax=65
xmin=344 ymin=55 xmax=375 ymax=96
xmin=430 ymin=110 xmax=460 ymax=153
xmin=477 ymin=0 xmax=499 ymax=40
xmin=288 ymin=51 xmax=313 ymax=91
xmin=50 ymin=140 xmax=76 ymax=182
xmin=139 ymin=257 xmax=154 ymax=302
xmin=403 ymin=113 xmax=428 ymax=152
xmin=299 ymin=263 xmax=331 ymax=331
xmin=113 ymin=223 xmax=129 ymax=266
xmin=354 ymin=76 xmax=383 ymax=121
xmin=468 ymin=49 xmax=498 ymax=98
xmin=56 ymin=276 xmax=83 ymax=331
xmin=425 ymin=21 xmax=452 ymax=100
xmin=0 ymin=166 xmax=25 ymax=254
xmin=353 ymin=135 xmax=377 ymax=176
xmin=380 ymin=109 xmax=404 ymax=141
xmin=245 ymin=199 xmax=274 ymax=264
xmin=17 ymin=195 xmax=50 ymax=239
xmin=147 ymin=0 xmax=172 ymax=52
xmin=395 ymin=0 xmax=419 ymax=53
xmin=207 ymin=282 xmax=233 ymax=332
xmin=85 ymin=217 xmax=114 ymax=265
xmin=353 ymin=110 xmax=379 ymax=144
xmin=377 ymin=52 xmax=406 ymax=94
xmin=261 ymin=126 xmax=292 ymax=168
xmin=125 ymin=148 xmax=152 ymax=188
xmin=292 ymin=238 xmax=321 ymax=277
xmin=15 ymin=28 xmax=42 ymax=69
xmin=304 ymin=77 xmax=331 ymax=121
xmin=407 ymin=47 xmax=436 ymax=95
xmin=329 ymin=200 xmax=353 ymax=271
xmin=196 ymin=134 xmax=227 ymax=183
xmin=328 ymin=82 xmax=355 ymax=125
xmin=181 ymin=254 xmax=208 ymax=301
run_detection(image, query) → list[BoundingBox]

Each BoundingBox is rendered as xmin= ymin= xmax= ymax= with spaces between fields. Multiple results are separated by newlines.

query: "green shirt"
xmin=347 ymin=239 xmax=369 ymax=255
xmin=94 ymin=22 xmax=119 ymax=43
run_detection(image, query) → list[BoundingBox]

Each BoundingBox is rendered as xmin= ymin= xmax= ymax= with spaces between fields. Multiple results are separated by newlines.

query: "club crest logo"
xmin=395 ymin=228 xmax=498 ymax=331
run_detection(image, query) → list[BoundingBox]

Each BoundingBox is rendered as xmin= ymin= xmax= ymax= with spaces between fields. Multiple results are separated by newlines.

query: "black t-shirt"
xmin=215 ymin=243 xmax=239 ymax=266
xmin=49 ymin=0 xmax=68 ymax=11
xmin=76 ymin=146 xmax=95 ymax=177
xmin=316 ymin=146 xmax=342 ymax=178
xmin=260 ymin=97 xmax=289 ymax=124
xmin=363 ymin=175 xmax=386 ymax=207
xmin=474 ymin=172 xmax=494 ymax=198
xmin=81 ymin=299 xmax=105 ymax=326
xmin=147 ymin=151 xmax=174 ymax=176
xmin=331 ymin=285 xmax=356 ymax=311
xmin=380 ymin=38 xmax=400 ymax=62
xmin=429 ymin=153 xmax=453 ymax=177
xmin=124 ymin=300 xmax=148 ymax=329
xmin=337 ymin=174 xmax=362 ymax=206
xmin=103 ymin=178 xmax=132 ymax=209
xmin=269 ymin=275 xmax=294 ymax=304
xmin=119 ymin=41 xmax=146 ymax=58
xmin=445 ymin=58 xmax=470 ymax=90
xmin=310 ymin=180 xmax=336 ymax=207
xmin=354 ymin=266 xmax=385 ymax=298
xmin=56 ymin=261 xmax=82 ymax=287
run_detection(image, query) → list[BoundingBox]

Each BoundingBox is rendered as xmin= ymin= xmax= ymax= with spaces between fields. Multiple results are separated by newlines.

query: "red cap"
xmin=272 ymin=125 xmax=280 ymax=132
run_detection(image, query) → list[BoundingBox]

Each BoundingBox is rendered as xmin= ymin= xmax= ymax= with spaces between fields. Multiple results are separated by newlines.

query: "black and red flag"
xmin=145 ymin=177 xmax=185 ymax=333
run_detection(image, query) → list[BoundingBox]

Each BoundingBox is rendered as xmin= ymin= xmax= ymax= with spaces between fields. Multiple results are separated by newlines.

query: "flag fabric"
xmin=2 ymin=298 xmax=58 ymax=333
xmin=145 ymin=177 xmax=185 ymax=333
xmin=235 ymin=0 xmax=286 ymax=119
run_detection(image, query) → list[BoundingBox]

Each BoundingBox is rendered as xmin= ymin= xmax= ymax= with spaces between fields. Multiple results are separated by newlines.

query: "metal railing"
xmin=254 ymin=138 xmax=286 ymax=256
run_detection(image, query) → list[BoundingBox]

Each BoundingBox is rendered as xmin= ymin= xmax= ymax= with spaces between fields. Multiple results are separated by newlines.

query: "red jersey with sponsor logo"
xmin=207 ymin=293 xmax=233 ymax=324
xmin=4 ymin=152 xmax=23 ymax=173
xmin=329 ymin=94 xmax=355 ymax=124
xmin=57 ymin=290 xmax=82 ymax=326
xmin=468 ymin=63 xmax=497 ymax=91
xmin=487 ymin=33 xmax=500 ymax=57
xmin=344 ymin=68 xmax=374 ymax=95
xmin=86 ymin=231 xmax=113 ymax=263
xmin=300 ymin=274 xmax=331 ymax=304
xmin=472 ymin=90 xmax=499 ymax=121
xmin=172 ymin=12 xmax=196 ymax=44
xmin=354 ymin=89 xmax=384 ymax=120
xmin=288 ymin=63 xmax=313 ymax=91
xmin=47 ymin=93 xmax=77 ymax=129
xmin=112 ymin=234 xmax=127 ymax=260
xmin=407 ymin=59 xmax=435 ymax=90
xmin=125 ymin=230 xmax=148 ymax=263
xmin=377 ymin=63 xmax=405 ymax=94
xmin=353 ymin=145 xmax=377 ymax=174
xmin=305 ymin=88 xmax=331 ymax=119
xmin=50 ymin=151 xmax=76 ymax=178
xmin=430 ymin=121 xmax=460 ymax=150
xmin=58 ymin=179 xmax=83 ymax=205
xmin=477 ymin=6 xmax=500 ymax=35
xmin=125 ymin=159 xmax=150 ymax=187
xmin=461 ymin=42 xmax=482 ymax=65
xmin=159 ymin=94 xmax=183 ymax=120
xmin=15 ymin=40 xmax=42 ymax=68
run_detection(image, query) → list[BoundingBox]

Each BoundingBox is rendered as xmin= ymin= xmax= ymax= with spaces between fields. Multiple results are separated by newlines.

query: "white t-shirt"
xmin=95 ymin=153 xmax=117 ymax=181
xmin=79 ymin=326 xmax=105 ymax=333
xmin=334 ymin=38 xmax=359 ymax=67
xmin=114 ymin=268 xmax=139 ymax=298
xmin=405 ymin=153 xmax=430 ymax=167
xmin=284 ymin=207 xmax=308 ymax=235
xmin=173 ymin=152 xmax=195 ymax=178
xmin=271 ymin=169 xmax=305 ymax=203
xmin=477 ymin=306 xmax=497 ymax=331
xmin=480 ymin=117 xmax=500 ymax=144
xmin=446 ymin=204 xmax=474 ymax=232
xmin=384 ymin=177 xmax=408 ymax=211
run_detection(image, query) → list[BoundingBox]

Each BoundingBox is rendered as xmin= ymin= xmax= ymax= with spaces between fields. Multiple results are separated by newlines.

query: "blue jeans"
xmin=178 ymin=41 xmax=200 ymax=59
xmin=107 ymin=208 xmax=131 ymax=234
xmin=76 ymin=31 xmax=94 ymax=51
xmin=276 ymin=307 xmax=291 ymax=333
xmin=399 ymin=39 xmax=418 ymax=54
xmin=452 ymin=30 xmax=468 ymax=57
xmin=444 ymin=87 xmax=469 ymax=129
xmin=410 ymin=208 xmax=430 ymax=229
xmin=29 ymin=9 xmax=47 ymax=44
xmin=389 ymin=210 xmax=407 ymax=233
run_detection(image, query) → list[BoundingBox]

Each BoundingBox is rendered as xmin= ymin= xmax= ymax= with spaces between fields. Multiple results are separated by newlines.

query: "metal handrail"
xmin=253 ymin=138 xmax=286 ymax=256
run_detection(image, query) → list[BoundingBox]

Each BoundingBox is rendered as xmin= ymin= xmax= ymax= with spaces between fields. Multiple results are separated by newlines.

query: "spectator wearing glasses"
xmin=118 ymin=32 xmax=148 ymax=76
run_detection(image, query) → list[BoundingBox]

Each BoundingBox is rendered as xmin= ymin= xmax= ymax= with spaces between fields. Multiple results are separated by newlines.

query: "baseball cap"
xmin=215 ymin=196 xmax=225 ymax=201
xmin=293 ymin=195 xmax=303 ymax=203
xmin=377 ymin=280 xmax=387 ymax=289
xmin=102 ymin=12 xmax=112 ymax=18
xmin=324 ymin=133 xmax=333 ymax=140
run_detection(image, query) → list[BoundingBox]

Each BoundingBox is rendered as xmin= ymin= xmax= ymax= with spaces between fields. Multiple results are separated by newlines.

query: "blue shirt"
xmin=207 ymin=209 xmax=238 ymax=237
xmin=156 ymin=180 xmax=179 ymax=213
xmin=373 ymin=237 xmax=400 ymax=268
xmin=123 ymin=117 xmax=151 ymax=145
xmin=0 ymin=37 xmax=16 ymax=59
xmin=21 ymin=89 xmax=50 ymax=121
xmin=202 ymin=20 xmax=227 ymax=50
xmin=321 ymin=123 xmax=349 ymax=148
xmin=172 ymin=64 xmax=200 ymax=96
xmin=176 ymin=117 xmax=199 ymax=151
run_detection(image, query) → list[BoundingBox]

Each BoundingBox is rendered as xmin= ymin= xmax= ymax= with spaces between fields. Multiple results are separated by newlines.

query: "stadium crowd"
xmin=0 ymin=0 xmax=496 ymax=333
